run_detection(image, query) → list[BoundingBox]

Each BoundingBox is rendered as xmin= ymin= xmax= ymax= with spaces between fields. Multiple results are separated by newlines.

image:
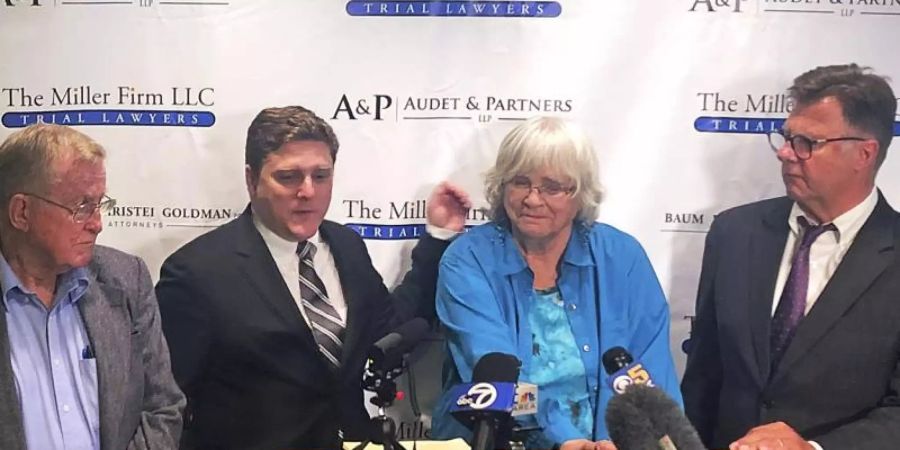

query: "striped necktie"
xmin=297 ymin=241 xmax=344 ymax=370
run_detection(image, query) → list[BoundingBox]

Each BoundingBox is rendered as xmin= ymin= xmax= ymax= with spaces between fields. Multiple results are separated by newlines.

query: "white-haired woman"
xmin=432 ymin=117 xmax=682 ymax=450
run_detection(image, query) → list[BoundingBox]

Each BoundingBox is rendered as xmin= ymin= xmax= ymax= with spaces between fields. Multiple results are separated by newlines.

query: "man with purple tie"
xmin=682 ymin=64 xmax=900 ymax=450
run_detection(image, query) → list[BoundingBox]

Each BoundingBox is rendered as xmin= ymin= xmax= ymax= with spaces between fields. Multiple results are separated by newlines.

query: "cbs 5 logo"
xmin=611 ymin=364 xmax=655 ymax=394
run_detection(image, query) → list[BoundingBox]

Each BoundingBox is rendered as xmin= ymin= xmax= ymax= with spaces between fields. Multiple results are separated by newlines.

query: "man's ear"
xmin=856 ymin=139 xmax=879 ymax=172
xmin=7 ymin=194 xmax=31 ymax=232
xmin=245 ymin=165 xmax=258 ymax=198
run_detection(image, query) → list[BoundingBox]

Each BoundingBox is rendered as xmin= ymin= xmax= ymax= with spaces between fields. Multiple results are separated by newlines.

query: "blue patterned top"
xmin=519 ymin=287 xmax=594 ymax=448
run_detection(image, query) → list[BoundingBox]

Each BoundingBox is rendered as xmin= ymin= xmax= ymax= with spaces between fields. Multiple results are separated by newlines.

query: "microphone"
xmin=601 ymin=348 xmax=705 ymax=450
xmin=450 ymin=380 xmax=535 ymax=418
xmin=509 ymin=382 xmax=541 ymax=449
xmin=450 ymin=352 xmax=521 ymax=450
xmin=602 ymin=346 xmax=655 ymax=394
xmin=605 ymin=384 xmax=705 ymax=450
xmin=361 ymin=318 xmax=430 ymax=412
xmin=367 ymin=317 xmax=430 ymax=371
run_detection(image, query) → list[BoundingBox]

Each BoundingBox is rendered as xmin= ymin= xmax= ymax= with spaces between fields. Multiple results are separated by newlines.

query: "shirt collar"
xmin=252 ymin=211 xmax=322 ymax=259
xmin=0 ymin=248 xmax=90 ymax=311
xmin=0 ymin=249 xmax=23 ymax=310
xmin=497 ymin=222 xmax=594 ymax=275
xmin=788 ymin=188 xmax=878 ymax=243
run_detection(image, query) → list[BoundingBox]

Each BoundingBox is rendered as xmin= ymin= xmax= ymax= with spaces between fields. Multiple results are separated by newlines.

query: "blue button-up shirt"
xmin=432 ymin=221 xmax=683 ymax=444
xmin=1 ymin=250 xmax=99 ymax=450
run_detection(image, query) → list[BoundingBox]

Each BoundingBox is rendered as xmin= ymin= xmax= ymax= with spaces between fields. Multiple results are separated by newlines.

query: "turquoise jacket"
xmin=431 ymin=221 xmax=682 ymax=445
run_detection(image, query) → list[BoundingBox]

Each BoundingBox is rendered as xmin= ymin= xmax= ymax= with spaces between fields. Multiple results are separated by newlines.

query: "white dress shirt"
xmin=253 ymin=215 xmax=348 ymax=327
xmin=771 ymin=188 xmax=878 ymax=315
xmin=251 ymin=215 xmax=459 ymax=328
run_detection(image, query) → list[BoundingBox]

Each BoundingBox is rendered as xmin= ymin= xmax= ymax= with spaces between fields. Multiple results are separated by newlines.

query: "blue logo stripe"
xmin=346 ymin=1 xmax=561 ymax=17
xmin=345 ymin=222 xmax=475 ymax=240
xmin=693 ymin=116 xmax=784 ymax=134
xmin=696 ymin=116 xmax=900 ymax=136
xmin=346 ymin=223 xmax=427 ymax=240
xmin=2 ymin=110 xmax=216 ymax=128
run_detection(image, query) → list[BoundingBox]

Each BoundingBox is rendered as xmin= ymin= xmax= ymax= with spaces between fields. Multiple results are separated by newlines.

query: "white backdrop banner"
xmin=2 ymin=0 xmax=899 ymax=440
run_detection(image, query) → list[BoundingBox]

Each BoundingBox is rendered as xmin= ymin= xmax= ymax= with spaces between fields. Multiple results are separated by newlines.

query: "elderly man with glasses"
xmin=0 ymin=124 xmax=185 ymax=450
xmin=682 ymin=64 xmax=900 ymax=450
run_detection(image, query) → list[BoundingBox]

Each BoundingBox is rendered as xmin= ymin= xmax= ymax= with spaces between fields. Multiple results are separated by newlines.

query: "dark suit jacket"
xmin=0 ymin=246 xmax=185 ymax=450
xmin=156 ymin=208 xmax=447 ymax=449
xmin=682 ymin=194 xmax=900 ymax=450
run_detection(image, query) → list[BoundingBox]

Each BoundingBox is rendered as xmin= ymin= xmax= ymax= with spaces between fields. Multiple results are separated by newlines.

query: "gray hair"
xmin=0 ymin=124 xmax=106 ymax=208
xmin=484 ymin=116 xmax=603 ymax=224
xmin=789 ymin=64 xmax=896 ymax=169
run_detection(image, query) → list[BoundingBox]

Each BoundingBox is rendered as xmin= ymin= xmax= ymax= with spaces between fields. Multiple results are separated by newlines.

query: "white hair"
xmin=484 ymin=116 xmax=603 ymax=224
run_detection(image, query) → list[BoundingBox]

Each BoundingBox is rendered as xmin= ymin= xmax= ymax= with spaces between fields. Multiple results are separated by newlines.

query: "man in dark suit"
xmin=682 ymin=64 xmax=900 ymax=450
xmin=156 ymin=105 xmax=471 ymax=449
xmin=0 ymin=124 xmax=185 ymax=450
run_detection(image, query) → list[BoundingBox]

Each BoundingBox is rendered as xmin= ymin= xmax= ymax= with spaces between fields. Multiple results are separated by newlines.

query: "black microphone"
xmin=604 ymin=389 xmax=660 ymax=449
xmin=367 ymin=318 xmax=430 ymax=370
xmin=602 ymin=346 xmax=656 ymax=394
xmin=606 ymin=384 xmax=705 ymax=450
xmin=360 ymin=318 xmax=431 ymax=432
xmin=601 ymin=348 xmax=705 ymax=450
xmin=602 ymin=346 xmax=634 ymax=374
xmin=451 ymin=352 xmax=521 ymax=450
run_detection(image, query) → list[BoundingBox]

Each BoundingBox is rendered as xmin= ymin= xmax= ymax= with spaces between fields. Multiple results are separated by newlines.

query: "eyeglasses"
xmin=23 ymin=193 xmax=116 ymax=223
xmin=767 ymin=130 xmax=867 ymax=161
xmin=506 ymin=176 xmax=575 ymax=199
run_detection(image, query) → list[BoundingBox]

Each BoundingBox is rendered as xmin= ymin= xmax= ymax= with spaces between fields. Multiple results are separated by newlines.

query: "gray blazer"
xmin=0 ymin=245 xmax=185 ymax=450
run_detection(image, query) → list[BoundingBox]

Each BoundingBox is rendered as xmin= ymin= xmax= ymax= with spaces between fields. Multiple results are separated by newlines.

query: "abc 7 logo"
xmin=465 ymin=382 xmax=498 ymax=410
xmin=611 ymin=374 xmax=634 ymax=395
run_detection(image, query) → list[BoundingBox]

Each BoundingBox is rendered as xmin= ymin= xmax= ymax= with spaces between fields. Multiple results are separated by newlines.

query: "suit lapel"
xmin=772 ymin=195 xmax=897 ymax=382
xmin=79 ymin=278 xmax=129 ymax=450
xmin=748 ymin=199 xmax=792 ymax=386
xmin=233 ymin=210 xmax=320 ymax=357
xmin=0 ymin=303 xmax=26 ymax=450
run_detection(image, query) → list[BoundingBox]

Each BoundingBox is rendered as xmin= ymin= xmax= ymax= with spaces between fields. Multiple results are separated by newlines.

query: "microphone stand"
xmin=354 ymin=357 xmax=408 ymax=450
xmin=509 ymin=424 xmax=542 ymax=450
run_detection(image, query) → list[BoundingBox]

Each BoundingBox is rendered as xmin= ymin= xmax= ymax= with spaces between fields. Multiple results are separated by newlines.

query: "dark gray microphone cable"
xmin=405 ymin=324 xmax=438 ymax=435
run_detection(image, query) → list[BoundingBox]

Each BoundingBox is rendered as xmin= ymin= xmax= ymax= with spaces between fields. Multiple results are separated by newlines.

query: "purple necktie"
xmin=770 ymin=216 xmax=835 ymax=371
